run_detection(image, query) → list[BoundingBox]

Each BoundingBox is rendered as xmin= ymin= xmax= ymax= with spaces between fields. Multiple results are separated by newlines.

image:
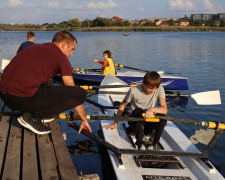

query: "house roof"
xmin=175 ymin=18 xmax=190 ymax=23
xmin=112 ymin=16 xmax=123 ymax=21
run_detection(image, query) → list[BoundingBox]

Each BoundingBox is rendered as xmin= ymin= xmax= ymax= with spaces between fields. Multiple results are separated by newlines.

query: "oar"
xmin=59 ymin=113 xmax=225 ymax=130
xmin=166 ymin=90 xmax=221 ymax=105
xmin=115 ymin=64 xmax=149 ymax=72
xmin=86 ymin=90 xmax=221 ymax=105
xmin=72 ymin=68 xmax=102 ymax=72
xmin=80 ymin=84 xmax=138 ymax=90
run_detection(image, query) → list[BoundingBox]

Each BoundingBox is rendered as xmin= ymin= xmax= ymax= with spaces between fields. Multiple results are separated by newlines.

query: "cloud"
xmin=3 ymin=0 xmax=34 ymax=8
xmin=202 ymin=0 xmax=224 ymax=12
xmin=137 ymin=7 xmax=144 ymax=12
xmin=63 ymin=0 xmax=85 ymax=10
xmin=169 ymin=0 xmax=196 ymax=11
xmin=84 ymin=0 xmax=118 ymax=9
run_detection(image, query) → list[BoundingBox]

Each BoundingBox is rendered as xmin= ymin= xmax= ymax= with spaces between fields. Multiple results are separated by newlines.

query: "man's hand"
xmin=145 ymin=108 xmax=154 ymax=119
xmin=78 ymin=121 xmax=92 ymax=134
xmin=103 ymin=123 xmax=118 ymax=130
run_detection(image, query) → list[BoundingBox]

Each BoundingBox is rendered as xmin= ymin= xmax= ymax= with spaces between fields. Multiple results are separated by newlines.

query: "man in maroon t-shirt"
xmin=0 ymin=31 xmax=92 ymax=135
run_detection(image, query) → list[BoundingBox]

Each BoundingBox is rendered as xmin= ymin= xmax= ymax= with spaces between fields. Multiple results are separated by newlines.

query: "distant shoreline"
xmin=1 ymin=26 xmax=225 ymax=32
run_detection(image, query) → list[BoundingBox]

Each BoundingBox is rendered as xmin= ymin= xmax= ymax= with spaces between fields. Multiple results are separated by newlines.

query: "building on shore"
xmin=191 ymin=13 xmax=225 ymax=21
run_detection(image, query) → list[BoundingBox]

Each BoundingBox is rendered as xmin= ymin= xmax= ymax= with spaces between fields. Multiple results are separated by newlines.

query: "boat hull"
xmin=72 ymin=73 xmax=189 ymax=90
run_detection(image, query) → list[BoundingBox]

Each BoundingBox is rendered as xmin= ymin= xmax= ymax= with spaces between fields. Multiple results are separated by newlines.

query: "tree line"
xmin=1 ymin=16 xmax=225 ymax=31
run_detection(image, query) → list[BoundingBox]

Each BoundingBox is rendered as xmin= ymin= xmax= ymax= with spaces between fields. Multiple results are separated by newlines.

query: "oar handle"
xmin=202 ymin=121 xmax=225 ymax=130
xmin=72 ymin=68 xmax=84 ymax=71
xmin=59 ymin=113 xmax=81 ymax=120
xmin=80 ymin=84 xmax=138 ymax=90
xmin=141 ymin=113 xmax=160 ymax=122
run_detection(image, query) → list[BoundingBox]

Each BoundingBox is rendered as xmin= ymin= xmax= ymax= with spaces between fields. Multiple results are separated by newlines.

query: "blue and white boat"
xmin=71 ymin=71 xmax=189 ymax=90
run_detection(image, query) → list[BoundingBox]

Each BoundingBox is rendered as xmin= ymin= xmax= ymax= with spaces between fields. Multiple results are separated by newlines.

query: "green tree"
xmin=67 ymin=18 xmax=81 ymax=27
xmin=122 ymin=20 xmax=130 ymax=26
xmin=47 ymin=24 xmax=55 ymax=28
xmin=93 ymin=17 xmax=111 ymax=27
xmin=190 ymin=20 xmax=201 ymax=26
xmin=142 ymin=21 xmax=156 ymax=26
xmin=82 ymin=18 xmax=93 ymax=27
xmin=167 ymin=19 xmax=174 ymax=26
xmin=220 ymin=19 xmax=225 ymax=27
xmin=205 ymin=20 xmax=213 ymax=26
xmin=112 ymin=20 xmax=123 ymax=26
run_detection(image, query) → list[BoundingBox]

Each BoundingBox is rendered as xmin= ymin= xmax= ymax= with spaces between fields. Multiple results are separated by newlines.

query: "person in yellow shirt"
xmin=94 ymin=50 xmax=116 ymax=75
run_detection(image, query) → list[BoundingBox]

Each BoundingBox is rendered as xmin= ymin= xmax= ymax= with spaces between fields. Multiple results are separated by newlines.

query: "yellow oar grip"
xmin=59 ymin=113 xmax=81 ymax=120
xmin=130 ymin=84 xmax=138 ymax=87
xmin=142 ymin=113 xmax=155 ymax=118
xmin=86 ymin=90 xmax=96 ymax=95
xmin=141 ymin=113 xmax=159 ymax=122
xmin=73 ymin=68 xmax=83 ymax=71
xmin=145 ymin=118 xmax=160 ymax=122
xmin=80 ymin=86 xmax=91 ymax=90
xmin=218 ymin=123 xmax=225 ymax=130
xmin=206 ymin=122 xmax=225 ymax=130
xmin=116 ymin=64 xmax=123 ymax=68
xmin=59 ymin=113 xmax=67 ymax=119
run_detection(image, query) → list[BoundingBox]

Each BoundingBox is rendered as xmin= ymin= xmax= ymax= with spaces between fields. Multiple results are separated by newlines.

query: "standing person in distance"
xmin=17 ymin=31 xmax=35 ymax=54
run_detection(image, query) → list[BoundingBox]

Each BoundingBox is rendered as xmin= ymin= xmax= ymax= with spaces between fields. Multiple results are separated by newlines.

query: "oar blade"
xmin=191 ymin=90 xmax=221 ymax=105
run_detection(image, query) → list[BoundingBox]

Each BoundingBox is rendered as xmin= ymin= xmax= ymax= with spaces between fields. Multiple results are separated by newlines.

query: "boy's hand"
xmin=145 ymin=108 xmax=154 ymax=119
xmin=93 ymin=59 xmax=99 ymax=63
xmin=103 ymin=123 xmax=118 ymax=130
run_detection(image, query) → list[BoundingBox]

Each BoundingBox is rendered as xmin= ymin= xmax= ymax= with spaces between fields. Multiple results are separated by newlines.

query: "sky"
xmin=0 ymin=0 xmax=225 ymax=24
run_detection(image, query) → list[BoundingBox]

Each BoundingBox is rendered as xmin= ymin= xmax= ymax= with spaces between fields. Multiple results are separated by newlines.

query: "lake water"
xmin=0 ymin=31 xmax=225 ymax=179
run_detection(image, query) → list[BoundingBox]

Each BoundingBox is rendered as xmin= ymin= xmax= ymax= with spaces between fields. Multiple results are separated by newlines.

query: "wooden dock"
xmin=0 ymin=100 xmax=99 ymax=180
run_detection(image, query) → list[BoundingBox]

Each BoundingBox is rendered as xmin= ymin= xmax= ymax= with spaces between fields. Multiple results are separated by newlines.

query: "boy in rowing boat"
xmin=17 ymin=31 xmax=35 ymax=54
xmin=93 ymin=50 xmax=117 ymax=75
xmin=0 ymin=31 xmax=92 ymax=135
xmin=104 ymin=71 xmax=167 ymax=149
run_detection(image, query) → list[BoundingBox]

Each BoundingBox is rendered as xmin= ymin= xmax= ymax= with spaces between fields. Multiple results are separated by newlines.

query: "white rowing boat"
xmin=97 ymin=74 xmax=224 ymax=180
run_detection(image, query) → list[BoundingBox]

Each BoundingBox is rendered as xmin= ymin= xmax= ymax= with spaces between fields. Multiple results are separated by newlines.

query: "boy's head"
xmin=26 ymin=31 xmax=35 ymax=42
xmin=142 ymin=71 xmax=161 ymax=94
xmin=103 ymin=50 xmax=111 ymax=59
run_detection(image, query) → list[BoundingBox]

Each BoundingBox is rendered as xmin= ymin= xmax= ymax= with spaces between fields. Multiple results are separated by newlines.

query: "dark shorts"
xmin=0 ymin=85 xmax=86 ymax=118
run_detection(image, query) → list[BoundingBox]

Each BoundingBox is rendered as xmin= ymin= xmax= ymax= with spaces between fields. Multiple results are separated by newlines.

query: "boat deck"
xmin=0 ymin=99 xmax=99 ymax=180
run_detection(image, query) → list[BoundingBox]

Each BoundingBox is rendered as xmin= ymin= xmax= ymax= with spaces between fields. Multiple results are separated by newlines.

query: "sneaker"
xmin=17 ymin=112 xmax=51 ymax=135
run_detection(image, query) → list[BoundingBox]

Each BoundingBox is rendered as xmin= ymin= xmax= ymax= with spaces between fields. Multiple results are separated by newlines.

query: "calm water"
xmin=1 ymin=31 xmax=225 ymax=178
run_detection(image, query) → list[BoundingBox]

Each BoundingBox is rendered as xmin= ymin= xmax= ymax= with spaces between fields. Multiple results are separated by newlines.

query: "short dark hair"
xmin=27 ymin=31 xmax=35 ymax=39
xmin=103 ymin=50 xmax=111 ymax=58
xmin=143 ymin=71 xmax=161 ymax=88
xmin=52 ymin=31 xmax=77 ymax=44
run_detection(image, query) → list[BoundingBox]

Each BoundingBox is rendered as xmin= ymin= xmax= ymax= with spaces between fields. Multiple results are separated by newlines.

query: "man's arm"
xmin=145 ymin=97 xmax=167 ymax=119
xmin=103 ymin=97 xmax=128 ymax=130
xmin=62 ymin=75 xmax=75 ymax=86
xmin=62 ymin=75 xmax=92 ymax=133
xmin=74 ymin=104 xmax=92 ymax=134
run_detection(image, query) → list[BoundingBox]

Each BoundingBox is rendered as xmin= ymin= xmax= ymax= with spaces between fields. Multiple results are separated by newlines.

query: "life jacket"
xmin=101 ymin=58 xmax=117 ymax=75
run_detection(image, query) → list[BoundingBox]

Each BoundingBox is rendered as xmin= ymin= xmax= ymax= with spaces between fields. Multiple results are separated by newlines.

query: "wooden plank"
xmin=0 ymin=116 xmax=11 ymax=177
xmin=49 ymin=119 xmax=78 ymax=180
xmin=22 ymin=128 xmax=39 ymax=180
xmin=2 ymin=116 xmax=22 ymax=180
xmin=37 ymin=131 xmax=59 ymax=180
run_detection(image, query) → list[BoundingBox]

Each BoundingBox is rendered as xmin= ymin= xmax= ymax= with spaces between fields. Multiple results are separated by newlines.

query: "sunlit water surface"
xmin=1 ymin=31 xmax=225 ymax=178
